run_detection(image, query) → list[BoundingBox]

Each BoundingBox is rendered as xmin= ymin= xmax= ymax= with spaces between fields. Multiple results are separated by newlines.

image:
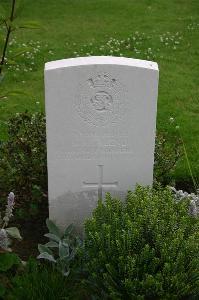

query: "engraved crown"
xmin=88 ymin=74 xmax=116 ymax=88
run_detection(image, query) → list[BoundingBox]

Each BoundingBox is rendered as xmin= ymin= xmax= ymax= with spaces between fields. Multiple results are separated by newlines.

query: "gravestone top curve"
xmin=45 ymin=56 xmax=158 ymax=71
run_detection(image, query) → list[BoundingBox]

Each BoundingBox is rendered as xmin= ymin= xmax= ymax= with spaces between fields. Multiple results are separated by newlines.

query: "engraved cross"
xmin=83 ymin=165 xmax=118 ymax=200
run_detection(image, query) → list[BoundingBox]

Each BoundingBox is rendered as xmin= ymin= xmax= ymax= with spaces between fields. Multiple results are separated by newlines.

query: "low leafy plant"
xmin=83 ymin=186 xmax=199 ymax=299
xmin=0 ymin=111 xmax=47 ymax=218
xmin=38 ymin=219 xmax=82 ymax=276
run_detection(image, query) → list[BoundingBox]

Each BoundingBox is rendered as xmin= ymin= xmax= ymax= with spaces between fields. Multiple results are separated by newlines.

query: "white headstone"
xmin=45 ymin=56 xmax=159 ymax=231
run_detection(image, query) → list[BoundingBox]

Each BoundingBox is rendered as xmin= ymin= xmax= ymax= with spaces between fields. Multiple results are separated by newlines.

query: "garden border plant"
xmin=83 ymin=185 xmax=199 ymax=299
xmin=0 ymin=111 xmax=47 ymax=219
xmin=26 ymin=185 xmax=199 ymax=299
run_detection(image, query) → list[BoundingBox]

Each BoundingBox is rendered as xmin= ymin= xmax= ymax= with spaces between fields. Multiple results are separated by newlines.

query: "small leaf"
xmin=44 ymin=233 xmax=60 ymax=242
xmin=0 ymin=253 xmax=21 ymax=271
xmin=37 ymin=252 xmax=56 ymax=263
xmin=38 ymin=244 xmax=53 ymax=255
xmin=64 ymin=224 xmax=74 ymax=236
xmin=18 ymin=21 xmax=41 ymax=29
xmin=11 ymin=47 xmax=32 ymax=58
xmin=59 ymin=241 xmax=69 ymax=258
xmin=68 ymin=248 xmax=77 ymax=261
xmin=45 ymin=241 xmax=59 ymax=248
xmin=46 ymin=219 xmax=62 ymax=238
xmin=62 ymin=238 xmax=70 ymax=248
xmin=56 ymin=257 xmax=69 ymax=274
xmin=63 ymin=270 xmax=70 ymax=277
xmin=5 ymin=227 xmax=22 ymax=240
xmin=6 ymin=59 xmax=17 ymax=65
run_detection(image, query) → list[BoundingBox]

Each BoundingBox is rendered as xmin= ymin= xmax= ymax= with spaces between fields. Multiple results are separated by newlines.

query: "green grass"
xmin=0 ymin=0 xmax=199 ymax=184
xmin=7 ymin=258 xmax=88 ymax=300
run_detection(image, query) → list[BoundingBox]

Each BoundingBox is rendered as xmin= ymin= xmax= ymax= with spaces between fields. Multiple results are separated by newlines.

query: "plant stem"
xmin=0 ymin=0 xmax=16 ymax=74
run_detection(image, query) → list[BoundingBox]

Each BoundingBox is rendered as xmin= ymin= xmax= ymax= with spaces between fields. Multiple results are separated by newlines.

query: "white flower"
xmin=7 ymin=192 xmax=15 ymax=207
xmin=169 ymin=117 xmax=175 ymax=123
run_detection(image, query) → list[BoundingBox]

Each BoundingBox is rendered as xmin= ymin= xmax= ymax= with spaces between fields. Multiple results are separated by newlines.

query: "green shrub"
xmin=0 ymin=111 xmax=47 ymax=218
xmin=7 ymin=258 xmax=89 ymax=300
xmin=83 ymin=186 xmax=199 ymax=299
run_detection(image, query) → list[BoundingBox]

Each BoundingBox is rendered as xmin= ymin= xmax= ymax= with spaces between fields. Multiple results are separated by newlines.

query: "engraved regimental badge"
xmin=76 ymin=73 xmax=126 ymax=126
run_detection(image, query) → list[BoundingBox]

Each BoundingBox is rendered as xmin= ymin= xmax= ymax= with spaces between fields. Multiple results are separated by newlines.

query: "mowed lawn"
xmin=0 ymin=0 xmax=199 ymax=184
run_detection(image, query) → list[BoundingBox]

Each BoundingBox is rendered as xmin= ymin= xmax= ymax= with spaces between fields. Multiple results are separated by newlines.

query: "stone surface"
xmin=45 ymin=56 xmax=159 ymax=231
